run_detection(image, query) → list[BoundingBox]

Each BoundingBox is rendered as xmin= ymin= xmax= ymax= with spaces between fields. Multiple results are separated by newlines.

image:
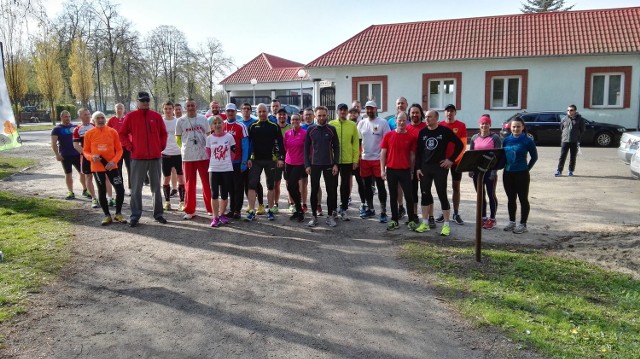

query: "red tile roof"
xmin=220 ymin=53 xmax=309 ymax=84
xmin=307 ymin=7 xmax=640 ymax=68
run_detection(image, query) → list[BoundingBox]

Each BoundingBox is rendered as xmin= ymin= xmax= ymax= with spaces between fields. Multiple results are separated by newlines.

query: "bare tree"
xmin=521 ymin=0 xmax=574 ymax=13
xmin=33 ymin=35 xmax=64 ymax=124
xmin=146 ymin=25 xmax=189 ymax=102
xmin=196 ymin=38 xmax=233 ymax=102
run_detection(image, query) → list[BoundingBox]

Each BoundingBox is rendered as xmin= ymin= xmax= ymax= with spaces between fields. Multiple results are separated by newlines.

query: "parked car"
xmin=617 ymin=131 xmax=640 ymax=164
xmin=500 ymin=111 xmax=626 ymax=147
xmin=251 ymin=104 xmax=300 ymax=117
xmin=630 ymin=151 xmax=640 ymax=179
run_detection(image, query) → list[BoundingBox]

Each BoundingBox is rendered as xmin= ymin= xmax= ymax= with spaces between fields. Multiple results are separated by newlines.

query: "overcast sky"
xmin=44 ymin=0 xmax=638 ymax=73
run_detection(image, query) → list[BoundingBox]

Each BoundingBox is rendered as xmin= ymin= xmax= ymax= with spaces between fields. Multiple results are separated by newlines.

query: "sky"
xmin=44 ymin=0 xmax=638 ymax=76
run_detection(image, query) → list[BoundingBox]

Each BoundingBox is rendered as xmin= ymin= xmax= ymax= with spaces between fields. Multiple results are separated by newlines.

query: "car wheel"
xmin=594 ymin=131 xmax=613 ymax=147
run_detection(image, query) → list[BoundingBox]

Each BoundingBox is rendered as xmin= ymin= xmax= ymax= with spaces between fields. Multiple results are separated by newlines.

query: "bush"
xmin=54 ymin=104 xmax=78 ymax=121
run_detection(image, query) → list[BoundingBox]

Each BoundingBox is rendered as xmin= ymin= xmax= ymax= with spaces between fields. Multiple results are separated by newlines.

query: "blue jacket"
xmin=503 ymin=134 xmax=538 ymax=172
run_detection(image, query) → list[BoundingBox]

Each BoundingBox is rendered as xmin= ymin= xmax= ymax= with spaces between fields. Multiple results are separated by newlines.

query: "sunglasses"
xmin=139 ymin=99 xmax=150 ymax=103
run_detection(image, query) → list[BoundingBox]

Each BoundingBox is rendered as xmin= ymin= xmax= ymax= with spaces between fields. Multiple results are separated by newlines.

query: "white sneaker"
xmin=308 ymin=216 xmax=318 ymax=227
xmin=326 ymin=215 xmax=337 ymax=227
xmin=183 ymin=213 xmax=196 ymax=220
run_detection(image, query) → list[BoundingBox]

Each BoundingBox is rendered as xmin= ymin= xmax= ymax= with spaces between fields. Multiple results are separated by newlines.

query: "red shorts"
xmin=360 ymin=160 xmax=382 ymax=178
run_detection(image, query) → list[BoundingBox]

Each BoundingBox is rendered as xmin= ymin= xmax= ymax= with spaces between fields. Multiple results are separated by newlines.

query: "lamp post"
xmin=297 ymin=69 xmax=306 ymax=108
xmin=250 ymin=78 xmax=257 ymax=106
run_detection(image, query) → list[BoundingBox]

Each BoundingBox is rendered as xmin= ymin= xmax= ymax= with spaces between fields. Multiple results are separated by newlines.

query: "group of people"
xmin=51 ymin=92 xmax=540 ymax=235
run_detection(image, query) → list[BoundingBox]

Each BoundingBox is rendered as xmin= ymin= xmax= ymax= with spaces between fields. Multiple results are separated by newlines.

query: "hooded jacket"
xmin=119 ymin=109 xmax=167 ymax=160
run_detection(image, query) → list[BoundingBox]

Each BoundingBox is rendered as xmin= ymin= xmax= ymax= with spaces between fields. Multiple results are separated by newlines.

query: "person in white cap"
xmin=356 ymin=100 xmax=390 ymax=223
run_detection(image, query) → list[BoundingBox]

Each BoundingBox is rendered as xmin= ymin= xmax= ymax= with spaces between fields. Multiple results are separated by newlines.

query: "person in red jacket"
xmin=83 ymin=111 xmax=126 ymax=226
xmin=119 ymin=91 xmax=168 ymax=227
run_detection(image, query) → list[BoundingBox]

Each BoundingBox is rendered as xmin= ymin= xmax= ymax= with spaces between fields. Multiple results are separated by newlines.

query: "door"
xmin=320 ymin=87 xmax=335 ymax=119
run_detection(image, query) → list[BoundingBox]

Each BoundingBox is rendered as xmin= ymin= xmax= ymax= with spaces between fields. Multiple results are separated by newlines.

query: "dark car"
xmin=500 ymin=111 xmax=626 ymax=147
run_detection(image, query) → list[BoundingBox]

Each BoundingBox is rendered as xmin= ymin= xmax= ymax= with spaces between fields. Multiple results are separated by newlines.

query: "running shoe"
xmin=415 ymin=223 xmax=430 ymax=233
xmin=82 ymin=189 xmax=92 ymax=198
xmin=266 ymin=209 xmax=275 ymax=221
xmin=513 ymin=224 xmax=528 ymax=234
xmin=271 ymin=205 xmax=279 ymax=214
xmin=359 ymin=205 xmax=367 ymax=218
xmin=483 ymin=218 xmax=496 ymax=230
xmin=339 ymin=208 xmax=349 ymax=221
xmin=65 ymin=191 xmax=75 ymax=200
xmin=289 ymin=212 xmax=301 ymax=221
xmin=407 ymin=221 xmax=419 ymax=231
xmin=554 ymin=170 xmax=561 ymax=177
xmin=398 ymin=206 xmax=406 ymax=219
xmin=453 ymin=214 xmax=464 ymax=225
xmin=155 ymin=216 xmax=167 ymax=224
xmin=308 ymin=216 xmax=318 ymax=227
xmin=428 ymin=216 xmax=436 ymax=229
xmin=225 ymin=211 xmax=234 ymax=218
xmin=440 ymin=223 xmax=451 ymax=236
xmin=101 ymin=216 xmax=113 ymax=226
xmin=91 ymin=198 xmax=99 ymax=208
xmin=503 ymin=222 xmax=516 ymax=231
xmin=108 ymin=198 xmax=116 ymax=207
xmin=256 ymin=204 xmax=266 ymax=215
xmin=289 ymin=204 xmax=296 ymax=213
xmin=183 ymin=213 xmax=196 ymax=220
xmin=435 ymin=214 xmax=444 ymax=223
xmin=179 ymin=202 xmax=185 ymax=211
xmin=163 ymin=201 xmax=172 ymax=211
xmin=326 ymin=215 xmax=337 ymax=227
xmin=113 ymin=214 xmax=127 ymax=223
xmin=568 ymin=171 xmax=574 ymax=177
xmin=360 ymin=208 xmax=376 ymax=219
xmin=244 ymin=205 xmax=251 ymax=213
xmin=379 ymin=212 xmax=388 ymax=223
xmin=219 ymin=215 xmax=230 ymax=225
xmin=245 ymin=210 xmax=256 ymax=222
xmin=233 ymin=211 xmax=242 ymax=220
xmin=386 ymin=220 xmax=399 ymax=231
xmin=210 ymin=217 xmax=221 ymax=227
xmin=317 ymin=205 xmax=323 ymax=216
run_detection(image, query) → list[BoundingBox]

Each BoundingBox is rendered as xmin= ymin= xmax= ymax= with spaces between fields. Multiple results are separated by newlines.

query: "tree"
xmin=196 ymin=38 xmax=233 ymax=102
xmin=521 ymin=0 xmax=574 ymax=13
xmin=68 ymin=37 xmax=94 ymax=108
xmin=146 ymin=25 xmax=190 ymax=102
xmin=4 ymin=54 xmax=29 ymax=126
xmin=33 ymin=36 xmax=64 ymax=125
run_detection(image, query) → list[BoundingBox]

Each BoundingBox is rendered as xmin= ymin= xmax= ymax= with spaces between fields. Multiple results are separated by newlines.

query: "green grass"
xmin=16 ymin=124 xmax=55 ymax=132
xmin=0 ymin=156 xmax=35 ymax=180
xmin=401 ymin=242 xmax=640 ymax=359
xmin=0 ymin=156 xmax=74 ymax=323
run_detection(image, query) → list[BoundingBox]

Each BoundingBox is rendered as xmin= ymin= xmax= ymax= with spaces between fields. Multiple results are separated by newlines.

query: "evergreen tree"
xmin=521 ymin=0 xmax=574 ymax=13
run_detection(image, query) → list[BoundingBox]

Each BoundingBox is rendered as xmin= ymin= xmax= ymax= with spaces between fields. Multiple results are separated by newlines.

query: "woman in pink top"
xmin=469 ymin=115 xmax=502 ymax=230
xmin=283 ymin=114 xmax=307 ymax=222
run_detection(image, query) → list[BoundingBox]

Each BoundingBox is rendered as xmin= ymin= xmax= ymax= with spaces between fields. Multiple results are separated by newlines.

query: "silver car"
xmin=617 ymin=131 xmax=640 ymax=164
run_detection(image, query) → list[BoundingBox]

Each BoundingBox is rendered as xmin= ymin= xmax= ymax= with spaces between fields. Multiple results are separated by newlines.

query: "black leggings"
xmin=472 ymin=171 xmax=498 ymax=219
xmin=229 ymin=163 xmax=244 ymax=213
xmin=338 ymin=164 xmax=353 ymax=211
xmin=419 ymin=164 xmax=449 ymax=210
xmin=387 ymin=168 xmax=416 ymax=222
xmin=285 ymin=164 xmax=305 ymax=213
xmin=209 ymin=171 xmax=233 ymax=200
xmin=93 ymin=169 xmax=125 ymax=216
xmin=503 ymin=171 xmax=530 ymax=224
xmin=310 ymin=165 xmax=338 ymax=216
xmin=116 ymin=148 xmax=131 ymax=189
xmin=353 ymin=169 xmax=366 ymax=206
xmin=363 ymin=175 xmax=387 ymax=212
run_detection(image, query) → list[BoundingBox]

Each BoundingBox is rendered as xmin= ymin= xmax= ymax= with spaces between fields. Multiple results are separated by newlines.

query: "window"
xmin=351 ymin=76 xmax=388 ymax=112
xmin=422 ymin=72 xmax=462 ymax=110
xmin=584 ymin=66 xmax=631 ymax=109
xmin=491 ymin=77 xmax=520 ymax=109
xmin=536 ymin=113 xmax=560 ymax=123
xmin=485 ymin=70 xmax=528 ymax=110
xmin=591 ymin=74 xmax=623 ymax=108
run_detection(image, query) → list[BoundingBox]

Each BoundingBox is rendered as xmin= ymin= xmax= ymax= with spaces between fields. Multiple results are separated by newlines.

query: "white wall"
xmin=308 ymin=54 xmax=640 ymax=129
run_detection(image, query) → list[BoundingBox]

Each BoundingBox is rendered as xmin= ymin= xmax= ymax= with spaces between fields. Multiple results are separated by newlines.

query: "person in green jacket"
xmin=328 ymin=103 xmax=360 ymax=221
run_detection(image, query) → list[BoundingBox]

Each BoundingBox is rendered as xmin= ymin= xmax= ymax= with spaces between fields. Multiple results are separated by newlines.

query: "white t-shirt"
xmin=175 ymin=114 xmax=209 ymax=161
xmin=162 ymin=117 xmax=181 ymax=156
xmin=357 ymin=116 xmax=390 ymax=160
xmin=206 ymin=132 xmax=235 ymax=172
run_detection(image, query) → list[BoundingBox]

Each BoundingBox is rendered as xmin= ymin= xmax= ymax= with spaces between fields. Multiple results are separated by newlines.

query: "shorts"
xmin=162 ymin=154 xmax=184 ymax=177
xmin=450 ymin=163 xmax=462 ymax=181
xmin=61 ymin=155 xmax=81 ymax=174
xmin=275 ymin=167 xmax=284 ymax=181
xmin=80 ymin=156 xmax=92 ymax=174
xmin=360 ymin=159 xmax=381 ymax=178
xmin=248 ymin=159 xmax=276 ymax=190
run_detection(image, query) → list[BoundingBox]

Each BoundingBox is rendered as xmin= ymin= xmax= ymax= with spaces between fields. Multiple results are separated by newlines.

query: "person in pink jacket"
xmin=283 ymin=114 xmax=307 ymax=222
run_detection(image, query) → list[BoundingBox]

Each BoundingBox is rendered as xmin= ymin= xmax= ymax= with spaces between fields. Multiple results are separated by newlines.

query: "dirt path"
xmin=1 ymin=136 xmax=637 ymax=358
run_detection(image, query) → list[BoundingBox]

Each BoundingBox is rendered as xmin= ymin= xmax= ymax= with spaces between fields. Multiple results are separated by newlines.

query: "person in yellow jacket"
xmin=328 ymin=103 xmax=360 ymax=221
xmin=83 ymin=111 xmax=127 ymax=225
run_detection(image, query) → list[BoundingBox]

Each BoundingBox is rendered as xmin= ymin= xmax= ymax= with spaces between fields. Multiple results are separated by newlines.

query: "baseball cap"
xmin=277 ymin=108 xmax=287 ymax=114
xmin=365 ymin=100 xmax=377 ymax=108
xmin=137 ymin=91 xmax=150 ymax=101
xmin=337 ymin=103 xmax=348 ymax=110
xmin=444 ymin=104 xmax=457 ymax=111
xmin=225 ymin=103 xmax=237 ymax=111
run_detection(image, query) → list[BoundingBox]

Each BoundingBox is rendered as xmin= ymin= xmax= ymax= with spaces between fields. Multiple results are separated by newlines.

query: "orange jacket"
xmin=83 ymin=126 xmax=123 ymax=172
